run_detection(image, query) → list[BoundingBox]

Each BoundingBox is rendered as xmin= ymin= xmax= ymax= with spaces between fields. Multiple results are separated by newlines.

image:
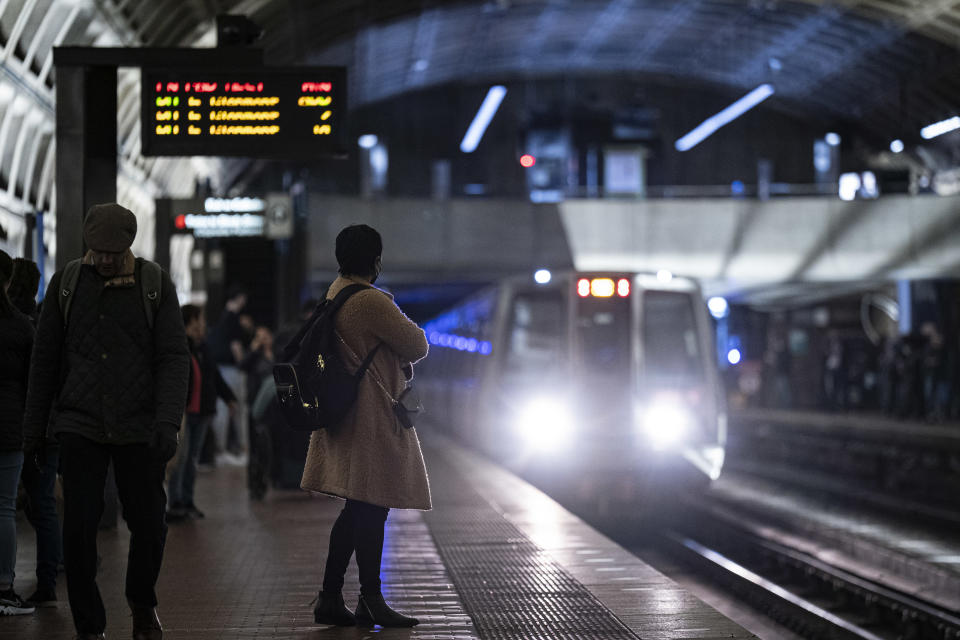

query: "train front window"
xmin=576 ymin=298 xmax=630 ymax=375
xmin=642 ymin=290 xmax=703 ymax=384
xmin=504 ymin=292 xmax=565 ymax=375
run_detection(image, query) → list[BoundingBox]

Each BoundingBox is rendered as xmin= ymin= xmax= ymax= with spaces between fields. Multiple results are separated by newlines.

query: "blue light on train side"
xmin=425 ymin=328 xmax=492 ymax=356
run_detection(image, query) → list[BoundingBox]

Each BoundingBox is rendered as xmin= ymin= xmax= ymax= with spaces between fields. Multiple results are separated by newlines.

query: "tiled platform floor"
xmin=6 ymin=458 xmax=474 ymax=639
xmin=5 ymin=431 xmax=752 ymax=639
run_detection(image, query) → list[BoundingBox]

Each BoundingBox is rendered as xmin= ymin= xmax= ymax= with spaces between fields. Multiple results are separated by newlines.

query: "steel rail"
xmin=661 ymin=505 xmax=960 ymax=640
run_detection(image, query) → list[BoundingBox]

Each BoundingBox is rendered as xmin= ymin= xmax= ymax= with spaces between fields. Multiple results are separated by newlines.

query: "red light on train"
xmin=174 ymin=214 xmax=186 ymax=230
xmin=617 ymin=278 xmax=630 ymax=297
xmin=577 ymin=279 xmax=590 ymax=297
xmin=519 ymin=154 xmax=536 ymax=168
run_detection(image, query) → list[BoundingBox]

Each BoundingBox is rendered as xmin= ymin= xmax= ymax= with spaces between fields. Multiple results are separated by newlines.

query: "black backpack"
xmin=272 ymin=284 xmax=381 ymax=431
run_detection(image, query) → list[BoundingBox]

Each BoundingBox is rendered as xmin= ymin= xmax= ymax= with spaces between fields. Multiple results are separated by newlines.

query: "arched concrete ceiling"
xmin=100 ymin=0 xmax=960 ymax=141
xmin=5 ymin=0 xmax=960 ymax=294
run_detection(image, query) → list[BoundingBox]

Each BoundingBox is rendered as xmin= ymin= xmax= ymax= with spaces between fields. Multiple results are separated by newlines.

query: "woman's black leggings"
xmin=322 ymin=499 xmax=389 ymax=596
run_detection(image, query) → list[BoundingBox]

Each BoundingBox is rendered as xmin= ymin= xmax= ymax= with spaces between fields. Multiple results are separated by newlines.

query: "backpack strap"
xmin=59 ymin=258 xmax=83 ymax=327
xmin=280 ymin=283 xmax=369 ymax=362
xmin=59 ymin=258 xmax=163 ymax=329
xmin=138 ymin=259 xmax=163 ymax=330
xmin=355 ymin=342 xmax=383 ymax=380
xmin=330 ymin=283 xmax=370 ymax=309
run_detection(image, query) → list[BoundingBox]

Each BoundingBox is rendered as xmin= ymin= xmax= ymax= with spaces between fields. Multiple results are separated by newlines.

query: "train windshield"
xmin=576 ymin=298 xmax=631 ymax=375
xmin=504 ymin=291 xmax=566 ymax=377
xmin=642 ymin=290 xmax=704 ymax=385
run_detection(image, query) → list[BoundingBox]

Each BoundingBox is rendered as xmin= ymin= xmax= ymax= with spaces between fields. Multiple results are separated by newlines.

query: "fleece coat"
xmin=300 ymin=275 xmax=431 ymax=510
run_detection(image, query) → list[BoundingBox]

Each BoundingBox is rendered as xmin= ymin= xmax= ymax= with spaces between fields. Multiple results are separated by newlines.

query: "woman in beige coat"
xmin=308 ymin=225 xmax=429 ymax=629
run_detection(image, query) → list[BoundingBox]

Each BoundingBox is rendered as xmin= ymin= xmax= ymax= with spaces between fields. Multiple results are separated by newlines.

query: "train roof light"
xmin=534 ymin=269 xmax=551 ymax=284
xmin=617 ymin=278 xmax=630 ymax=297
xmin=657 ymin=269 xmax=673 ymax=283
xmin=727 ymin=348 xmax=742 ymax=365
xmin=577 ymin=279 xmax=590 ymax=297
xmin=590 ymin=278 xmax=615 ymax=298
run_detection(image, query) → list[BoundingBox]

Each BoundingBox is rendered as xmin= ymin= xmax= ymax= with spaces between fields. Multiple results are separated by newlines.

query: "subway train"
xmin=416 ymin=271 xmax=726 ymax=507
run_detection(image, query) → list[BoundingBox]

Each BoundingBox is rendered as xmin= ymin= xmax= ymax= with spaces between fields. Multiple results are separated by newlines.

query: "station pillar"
xmin=54 ymin=65 xmax=118 ymax=270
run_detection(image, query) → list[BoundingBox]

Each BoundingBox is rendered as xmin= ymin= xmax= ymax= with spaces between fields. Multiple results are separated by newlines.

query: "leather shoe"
xmin=355 ymin=592 xmax=418 ymax=627
xmin=129 ymin=602 xmax=162 ymax=640
xmin=313 ymin=591 xmax=356 ymax=626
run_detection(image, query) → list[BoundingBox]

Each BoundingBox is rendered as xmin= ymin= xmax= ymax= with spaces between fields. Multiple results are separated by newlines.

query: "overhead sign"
xmin=171 ymin=194 xmax=293 ymax=238
xmin=141 ymin=67 xmax=347 ymax=157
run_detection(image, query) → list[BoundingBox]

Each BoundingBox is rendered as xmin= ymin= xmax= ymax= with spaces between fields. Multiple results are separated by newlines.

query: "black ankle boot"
xmin=129 ymin=601 xmax=163 ymax=640
xmin=313 ymin=592 xmax=356 ymax=626
xmin=355 ymin=592 xmax=419 ymax=627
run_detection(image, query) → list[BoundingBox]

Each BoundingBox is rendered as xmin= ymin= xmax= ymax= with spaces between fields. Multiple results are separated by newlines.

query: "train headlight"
xmin=636 ymin=400 xmax=694 ymax=450
xmin=515 ymin=396 xmax=574 ymax=451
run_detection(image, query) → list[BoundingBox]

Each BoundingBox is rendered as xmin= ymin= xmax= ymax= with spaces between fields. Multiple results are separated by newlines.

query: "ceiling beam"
xmin=866 ymin=208 xmax=960 ymax=279
xmin=569 ymin=0 xmax=633 ymax=67
xmin=716 ymin=201 xmax=762 ymax=280
xmin=404 ymin=7 xmax=440 ymax=88
xmin=630 ymin=0 xmax=701 ymax=61
xmin=733 ymin=4 xmax=843 ymax=85
xmin=787 ymin=199 xmax=873 ymax=281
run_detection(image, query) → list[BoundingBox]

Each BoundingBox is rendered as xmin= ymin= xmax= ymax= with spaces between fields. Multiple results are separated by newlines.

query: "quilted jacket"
xmin=22 ymin=257 xmax=189 ymax=450
xmin=0 ymin=307 xmax=35 ymax=452
xmin=301 ymin=275 xmax=431 ymax=510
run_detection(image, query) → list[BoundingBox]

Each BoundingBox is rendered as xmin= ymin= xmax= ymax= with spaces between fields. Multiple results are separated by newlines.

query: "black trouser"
xmin=58 ymin=433 xmax=168 ymax=634
xmin=322 ymin=499 xmax=389 ymax=596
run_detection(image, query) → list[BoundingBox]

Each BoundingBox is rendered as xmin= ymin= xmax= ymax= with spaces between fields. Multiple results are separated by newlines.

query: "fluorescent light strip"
xmin=675 ymin=84 xmax=775 ymax=152
xmin=460 ymin=85 xmax=507 ymax=153
xmin=921 ymin=116 xmax=960 ymax=140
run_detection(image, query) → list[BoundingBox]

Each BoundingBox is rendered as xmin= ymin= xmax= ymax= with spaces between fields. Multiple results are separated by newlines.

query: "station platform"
xmin=6 ymin=432 xmax=753 ymax=639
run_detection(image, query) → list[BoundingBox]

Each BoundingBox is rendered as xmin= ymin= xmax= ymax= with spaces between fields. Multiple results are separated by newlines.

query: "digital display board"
xmin=141 ymin=67 xmax=346 ymax=157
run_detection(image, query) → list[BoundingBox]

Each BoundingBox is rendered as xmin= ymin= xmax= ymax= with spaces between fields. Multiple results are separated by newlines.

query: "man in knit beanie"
xmin=23 ymin=203 xmax=189 ymax=640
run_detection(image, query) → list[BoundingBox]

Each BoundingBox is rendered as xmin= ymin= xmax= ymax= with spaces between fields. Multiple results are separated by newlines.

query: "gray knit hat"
xmin=83 ymin=203 xmax=137 ymax=252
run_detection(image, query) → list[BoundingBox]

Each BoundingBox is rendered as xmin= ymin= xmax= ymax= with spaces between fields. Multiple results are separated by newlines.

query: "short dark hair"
xmin=8 ymin=258 xmax=40 ymax=315
xmin=0 ymin=249 xmax=12 ymax=287
xmin=335 ymin=224 xmax=382 ymax=277
xmin=0 ymin=250 xmax=13 ymax=316
xmin=182 ymin=304 xmax=204 ymax=326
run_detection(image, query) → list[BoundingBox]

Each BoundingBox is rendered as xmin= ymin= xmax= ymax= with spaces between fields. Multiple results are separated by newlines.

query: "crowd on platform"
xmin=751 ymin=322 xmax=958 ymax=423
xmin=1 ymin=209 xmax=429 ymax=639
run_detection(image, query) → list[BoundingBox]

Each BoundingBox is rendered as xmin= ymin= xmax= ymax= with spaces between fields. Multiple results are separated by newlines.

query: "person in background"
xmin=7 ymin=257 xmax=41 ymax=324
xmin=0 ymin=249 xmax=36 ymax=616
xmin=8 ymin=257 xmax=63 ymax=608
xmin=207 ymin=285 xmax=249 ymax=461
xmin=241 ymin=326 xmax=275 ymax=500
xmin=22 ymin=203 xmax=189 ymax=640
xmin=168 ymin=305 xmax=237 ymax=522
xmin=306 ymin=225 xmax=430 ymax=628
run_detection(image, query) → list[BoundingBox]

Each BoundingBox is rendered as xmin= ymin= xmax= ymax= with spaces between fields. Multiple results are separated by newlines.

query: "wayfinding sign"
xmin=141 ymin=67 xmax=346 ymax=157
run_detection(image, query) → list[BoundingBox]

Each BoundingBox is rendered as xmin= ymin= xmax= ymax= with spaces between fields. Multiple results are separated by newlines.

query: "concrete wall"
xmin=308 ymin=196 xmax=574 ymax=283
xmin=306 ymin=194 xmax=960 ymax=290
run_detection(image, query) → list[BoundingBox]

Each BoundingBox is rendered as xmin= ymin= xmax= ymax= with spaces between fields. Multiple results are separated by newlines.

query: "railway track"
xmin=658 ymin=499 xmax=960 ymax=640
